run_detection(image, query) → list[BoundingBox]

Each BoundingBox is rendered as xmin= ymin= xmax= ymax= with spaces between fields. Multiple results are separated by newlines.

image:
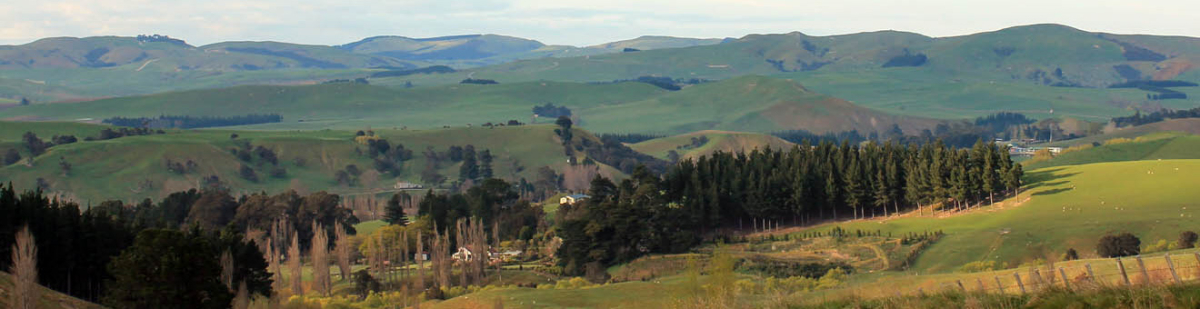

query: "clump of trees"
xmin=882 ymin=52 xmax=928 ymax=67
xmin=86 ymin=127 xmax=162 ymax=141
xmin=368 ymin=65 xmax=455 ymax=78
xmin=103 ymin=114 xmax=283 ymax=129
xmin=136 ymin=34 xmax=188 ymax=45
xmin=1111 ymin=106 xmax=1200 ymax=128
xmin=532 ymin=103 xmax=571 ymax=118
xmin=1179 ymin=231 xmax=1198 ymax=249
xmin=165 ymin=158 xmax=199 ymax=174
xmin=556 ymin=139 xmax=1020 ymax=275
xmin=4 ymin=148 xmax=21 ymax=165
xmin=460 ymin=78 xmax=498 ymax=85
xmin=21 ymin=132 xmax=49 ymax=156
xmin=1097 ymin=233 xmax=1141 ymax=258
xmin=677 ymin=135 xmax=710 ymax=150
xmin=597 ymin=133 xmax=666 ymax=144
xmin=362 ymin=138 xmax=413 ymax=176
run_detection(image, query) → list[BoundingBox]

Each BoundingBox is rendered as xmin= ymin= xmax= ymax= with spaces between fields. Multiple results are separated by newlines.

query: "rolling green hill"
xmin=0 ymin=80 xmax=667 ymax=130
xmin=0 ymin=36 xmax=415 ymax=71
xmin=0 ymin=34 xmax=721 ymax=101
xmin=337 ymin=34 xmax=724 ymax=69
xmin=1025 ymin=131 xmax=1200 ymax=169
xmin=411 ymin=24 xmax=1200 ymax=87
xmin=0 ymin=123 xmax=614 ymax=203
xmin=801 ymin=159 xmax=1200 ymax=273
xmin=0 ymin=75 xmax=936 ymax=135
xmin=1045 ymin=118 xmax=1200 ymax=147
xmin=384 ymin=24 xmax=1200 ymax=121
xmin=0 ymin=36 xmax=418 ymax=100
xmin=631 ymin=130 xmax=794 ymax=161
xmin=577 ymin=75 xmax=940 ymax=134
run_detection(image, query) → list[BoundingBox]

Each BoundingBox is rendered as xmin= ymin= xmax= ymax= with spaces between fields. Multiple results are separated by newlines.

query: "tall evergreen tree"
xmin=383 ymin=192 xmax=410 ymax=226
xmin=479 ymin=150 xmax=494 ymax=179
xmin=459 ymin=146 xmax=479 ymax=182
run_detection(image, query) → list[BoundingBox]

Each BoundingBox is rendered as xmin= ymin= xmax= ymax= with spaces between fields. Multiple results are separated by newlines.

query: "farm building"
xmin=560 ymin=194 xmax=590 ymax=205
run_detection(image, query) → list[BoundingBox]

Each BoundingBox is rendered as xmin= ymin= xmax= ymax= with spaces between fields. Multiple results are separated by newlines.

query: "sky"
xmin=2 ymin=0 xmax=1198 ymax=46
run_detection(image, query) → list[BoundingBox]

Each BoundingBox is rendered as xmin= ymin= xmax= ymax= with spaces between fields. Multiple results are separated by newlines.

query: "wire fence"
xmin=884 ymin=251 xmax=1200 ymax=297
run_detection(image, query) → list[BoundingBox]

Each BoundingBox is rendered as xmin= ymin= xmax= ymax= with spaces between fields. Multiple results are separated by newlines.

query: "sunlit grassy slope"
xmin=0 ymin=123 xmax=598 ymax=203
xmin=802 ymin=159 xmax=1200 ymax=273
xmin=630 ymin=130 xmax=794 ymax=161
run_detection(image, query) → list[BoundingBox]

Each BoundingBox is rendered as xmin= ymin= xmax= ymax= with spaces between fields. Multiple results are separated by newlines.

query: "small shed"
xmin=560 ymin=194 xmax=590 ymax=205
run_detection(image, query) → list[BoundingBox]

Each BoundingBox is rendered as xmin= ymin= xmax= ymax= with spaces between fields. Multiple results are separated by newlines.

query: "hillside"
xmin=0 ymin=81 xmax=668 ymax=130
xmin=1045 ymin=118 xmax=1200 ymax=147
xmin=587 ymin=36 xmax=726 ymax=51
xmin=0 ymin=36 xmax=414 ymax=71
xmin=423 ymin=24 xmax=1200 ymax=87
xmin=387 ymin=24 xmax=1200 ymax=121
xmin=1025 ymin=131 xmax=1200 ymax=169
xmin=0 ymin=34 xmax=721 ymax=101
xmin=578 ymin=75 xmax=940 ymax=134
xmin=0 ymin=75 xmax=934 ymax=135
xmin=630 ymin=130 xmax=794 ymax=161
xmin=801 ymin=159 xmax=1200 ymax=273
xmin=0 ymin=123 xmax=617 ymax=203
xmin=0 ymin=272 xmax=105 ymax=309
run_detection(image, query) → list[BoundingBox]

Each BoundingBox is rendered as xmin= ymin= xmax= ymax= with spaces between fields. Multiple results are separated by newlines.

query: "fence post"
xmin=1085 ymin=263 xmax=1095 ymax=282
xmin=1136 ymin=256 xmax=1150 ymax=285
xmin=995 ymin=276 xmax=1006 ymax=294
xmin=976 ymin=278 xmax=986 ymax=292
xmin=1117 ymin=257 xmax=1132 ymax=286
xmin=1033 ymin=269 xmax=1043 ymax=290
xmin=1165 ymin=253 xmax=1181 ymax=284
xmin=1058 ymin=267 xmax=1071 ymax=290
xmin=1014 ymin=273 xmax=1026 ymax=294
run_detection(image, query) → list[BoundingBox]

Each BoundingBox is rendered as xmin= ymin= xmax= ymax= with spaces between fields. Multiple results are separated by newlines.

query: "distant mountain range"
xmin=2 ymin=24 xmax=1199 ymax=124
xmin=0 ymin=33 xmax=725 ymax=71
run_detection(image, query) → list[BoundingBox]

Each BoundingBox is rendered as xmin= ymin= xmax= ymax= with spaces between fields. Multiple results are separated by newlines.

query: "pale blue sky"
xmin=2 ymin=0 xmax=1197 ymax=46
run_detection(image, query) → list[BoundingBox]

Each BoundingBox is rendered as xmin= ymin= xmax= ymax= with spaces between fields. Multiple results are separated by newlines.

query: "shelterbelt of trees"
xmin=556 ymin=139 xmax=1020 ymax=275
xmin=0 ymin=184 xmax=356 ymax=306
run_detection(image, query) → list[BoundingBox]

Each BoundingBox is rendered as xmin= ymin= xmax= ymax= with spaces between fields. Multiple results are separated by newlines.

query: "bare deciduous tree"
xmin=288 ymin=234 xmax=303 ymax=296
xmin=10 ymin=225 xmax=38 ymax=309
xmin=220 ymin=250 xmax=235 ymax=290
xmin=311 ymin=221 xmax=331 ymax=296
xmin=232 ymin=281 xmax=250 ymax=309
xmin=335 ymin=222 xmax=352 ymax=281
xmin=416 ymin=230 xmax=425 ymax=293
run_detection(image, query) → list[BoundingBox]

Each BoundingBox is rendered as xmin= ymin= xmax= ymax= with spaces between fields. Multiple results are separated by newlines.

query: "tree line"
xmin=1111 ymin=106 xmax=1200 ymax=128
xmin=556 ymin=139 xmax=1021 ymax=275
xmin=0 ymin=184 xmax=357 ymax=306
xmin=596 ymin=133 xmax=667 ymax=144
xmin=103 ymin=114 xmax=283 ymax=129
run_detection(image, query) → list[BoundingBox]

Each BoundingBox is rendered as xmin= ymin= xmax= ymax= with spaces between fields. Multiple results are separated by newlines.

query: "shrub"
xmin=1144 ymin=239 xmax=1170 ymax=253
xmin=1063 ymin=248 xmax=1079 ymax=261
xmin=958 ymin=260 xmax=998 ymax=273
xmin=817 ymin=268 xmax=846 ymax=289
xmin=1179 ymin=231 xmax=1198 ymax=249
xmin=1097 ymin=233 xmax=1141 ymax=258
xmin=4 ymin=148 xmax=21 ymax=165
xmin=554 ymin=277 xmax=595 ymax=289
xmin=239 ymin=164 xmax=259 ymax=182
